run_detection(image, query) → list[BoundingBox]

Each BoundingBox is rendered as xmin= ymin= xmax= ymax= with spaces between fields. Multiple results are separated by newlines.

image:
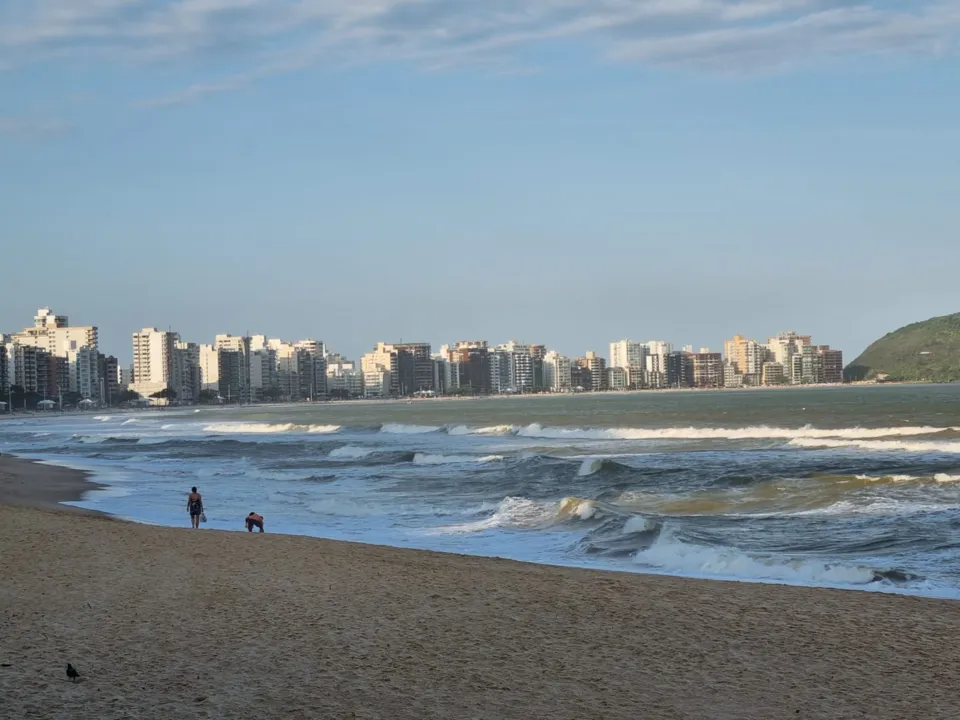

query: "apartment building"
xmin=583 ymin=351 xmax=607 ymax=392
xmin=98 ymin=354 xmax=120 ymax=405
xmin=609 ymin=340 xmax=647 ymax=388
xmin=173 ymin=342 xmax=201 ymax=403
xmin=607 ymin=366 xmax=629 ymax=391
xmin=132 ymin=328 xmax=177 ymax=399
xmin=214 ymin=335 xmax=253 ymax=403
xmin=74 ymin=346 xmax=100 ymax=400
xmin=543 ymin=351 xmax=572 ymax=393
xmin=199 ymin=344 xmax=220 ymax=392
xmin=692 ymin=353 xmax=724 ymax=389
xmin=819 ymin=347 xmax=844 ymax=384
xmin=454 ymin=341 xmax=491 ymax=396
xmin=666 ymin=352 xmax=694 ymax=388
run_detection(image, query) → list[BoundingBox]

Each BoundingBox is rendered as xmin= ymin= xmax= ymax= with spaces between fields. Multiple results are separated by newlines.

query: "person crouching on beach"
xmin=187 ymin=487 xmax=204 ymax=529
xmin=246 ymin=512 xmax=264 ymax=533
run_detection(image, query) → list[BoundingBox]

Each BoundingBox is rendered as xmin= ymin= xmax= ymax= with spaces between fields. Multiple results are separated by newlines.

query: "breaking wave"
xmin=517 ymin=423 xmax=954 ymax=441
xmin=576 ymin=457 xmax=636 ymax=477
xmin=204 ymin=422 xmax=341 ymax=434
xmin=380 ymin=423 xmax=442 ymax=434
xmin=634 ymin=530 xmax=882 ymax=586
xmin=790 ymin=438 xmax=960 ymax=454
xmin=329 ymin=445 xmax=376 ymax=459
xmin=438 ymin=495 xmax=615 ymax=533
xmin=447 ymin=425 xmax=517 ymax=436
xmin=412 ymin=453 xmax=504 ymax=465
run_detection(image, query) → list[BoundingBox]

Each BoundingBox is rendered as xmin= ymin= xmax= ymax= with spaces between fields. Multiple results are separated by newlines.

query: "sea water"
xmin=4 ymin=384 xmax=960 ymax=597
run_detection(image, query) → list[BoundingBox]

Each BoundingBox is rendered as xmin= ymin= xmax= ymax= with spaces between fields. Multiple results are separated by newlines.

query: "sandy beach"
xmin=2 ymin=457 xmax=960 ymax=719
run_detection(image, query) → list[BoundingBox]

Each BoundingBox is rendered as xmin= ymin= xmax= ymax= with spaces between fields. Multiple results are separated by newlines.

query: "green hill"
xmin=845 ymin=312 xmax=960 ymax=382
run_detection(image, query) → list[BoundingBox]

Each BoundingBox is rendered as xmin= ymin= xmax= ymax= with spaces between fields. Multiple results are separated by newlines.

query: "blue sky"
xmin=2 ymin=1 xmax=959 ymax=364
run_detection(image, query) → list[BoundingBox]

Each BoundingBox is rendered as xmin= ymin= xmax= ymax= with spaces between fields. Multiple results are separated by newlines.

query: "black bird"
xmin=66 ymin=663 xmax=79 ymax=683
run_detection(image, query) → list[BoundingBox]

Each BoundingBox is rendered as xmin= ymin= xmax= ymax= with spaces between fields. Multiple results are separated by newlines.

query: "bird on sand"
xmin=66 ymin=663 xmax=79 ymax=683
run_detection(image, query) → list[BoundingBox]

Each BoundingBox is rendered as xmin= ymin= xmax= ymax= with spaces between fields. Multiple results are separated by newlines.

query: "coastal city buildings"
xmin=132 ymin=328 xmax=177 ymax=400
xmin=1 ymin=306 xmax=848 ymax=408
xmin=3 ymin=308 xmax=100 ymax=402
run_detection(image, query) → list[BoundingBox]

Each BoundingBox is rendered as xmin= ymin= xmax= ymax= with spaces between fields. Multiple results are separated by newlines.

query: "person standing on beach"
xmin=187 ymin=487 xmax=204 ymax=529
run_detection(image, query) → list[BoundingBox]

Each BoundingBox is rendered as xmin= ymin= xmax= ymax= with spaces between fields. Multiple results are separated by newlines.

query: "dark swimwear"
xmin=189 ymin=498 xmax=203 ymax=516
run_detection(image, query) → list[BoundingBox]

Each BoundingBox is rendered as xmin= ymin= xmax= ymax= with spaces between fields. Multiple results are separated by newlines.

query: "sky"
xmin=1 ymin=1 xmax=959 ymax=365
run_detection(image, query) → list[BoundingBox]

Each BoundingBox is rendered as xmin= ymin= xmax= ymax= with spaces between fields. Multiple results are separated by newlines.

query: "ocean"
xmin=5 ymin=384 xmax=960 ymax=597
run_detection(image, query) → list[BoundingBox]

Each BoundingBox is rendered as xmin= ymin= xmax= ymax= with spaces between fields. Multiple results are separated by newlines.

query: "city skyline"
xmin=0 ymin=302 xmax=846 ymax=369
xmin=3 ymin=305 xmax=844 ymax=407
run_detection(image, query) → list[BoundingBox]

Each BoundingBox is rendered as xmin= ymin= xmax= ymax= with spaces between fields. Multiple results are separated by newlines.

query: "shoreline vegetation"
xmin=2 ymin=456 xmax=960 ymax=717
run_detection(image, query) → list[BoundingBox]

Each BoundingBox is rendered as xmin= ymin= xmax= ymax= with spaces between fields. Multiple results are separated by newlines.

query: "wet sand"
xmin=2 ymin=457 xmax=960 ymax=719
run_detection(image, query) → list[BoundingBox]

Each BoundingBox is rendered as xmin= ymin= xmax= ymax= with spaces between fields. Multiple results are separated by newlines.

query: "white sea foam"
xmin=380 ymin=423 xmax=441 ymax=434
xmin=790 ymin=438 xmax=960 ymax=454
xmin=438 ymin=495 xmax=606 ymax=534
xmin=438 ymin=496 xmax=557 ymax=533
xmin=121 ymin=418 xmax=139 ymax=425
xmin=447 ymin=425 xmax=517 ymax=436
xmin=93 ymin=415 xmax=112 ymax=421
xmin=855 ymin=474 xmax=921 ymax=482
xmin=204 ymin=423 xmax=341 ymax=434
xmin=329 ymin=445 xmax=377 ymax=459
xmin=517 ymin=423 xmax=954 ymax=442
xmin=935 ymin=473 xmax=960 ymax=483
xmin=635 ymin=531 xmax=876 ymax=585
xmin=622 ymin=515 xmax=656 ymax=534
xmin=558 ymin=496 xmax=600 ymax=520
xmin=412 ymin=453 xmax=503 ymax=465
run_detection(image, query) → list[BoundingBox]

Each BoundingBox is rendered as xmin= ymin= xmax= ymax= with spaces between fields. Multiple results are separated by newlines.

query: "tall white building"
xmin=132 ymin=328 xmax=177 ymax=399
xmin=609 ymin=340 xmax=648 ymax=388
xmin=495 ymin=341 xmax=534 ymax=393
xmin=199 ymin=344 xmax=220 ymax=392
xmin=12 ymin=307 xmax=99 ymax=396
xmin=543 ymin=351 xmax=572 ymax=393
xmin=74 ymin=346 xmax=100 ymax=400
xmin=643 ymin=340 xmax=672 ymax=389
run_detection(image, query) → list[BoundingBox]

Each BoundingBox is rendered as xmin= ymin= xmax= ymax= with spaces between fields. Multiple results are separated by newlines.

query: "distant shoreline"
xmin=0 ymin=379 xmax=936 ymax=420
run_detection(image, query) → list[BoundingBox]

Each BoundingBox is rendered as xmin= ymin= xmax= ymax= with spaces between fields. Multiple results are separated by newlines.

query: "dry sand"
xmin=2 ymin=457 xmax=960 ymax=719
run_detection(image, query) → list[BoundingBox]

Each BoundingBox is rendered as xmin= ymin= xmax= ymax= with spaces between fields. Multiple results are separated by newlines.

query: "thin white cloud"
xmin=1 ymin=1 xmax=958 ymax=105
xmin=0 ymin=115 xmax=70 ymax=139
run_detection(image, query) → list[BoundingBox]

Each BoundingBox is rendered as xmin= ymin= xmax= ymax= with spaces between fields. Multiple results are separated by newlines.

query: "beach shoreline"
xmin=2 ymin=506 xmax=960 ymax=716
xmin=4 ymin=455 xmax=960 ymax=717
xmin=0 ymin=453 xmax=111 ymax=518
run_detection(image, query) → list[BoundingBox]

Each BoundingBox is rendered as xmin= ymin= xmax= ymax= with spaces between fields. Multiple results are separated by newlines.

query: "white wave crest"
xmin=517 ymin=423 xmax=954 ymax=441
xmin=447 ymin=425 xmax=517 ymax=436
xmin=790 ymin=438 xmax=960 ymax=454
xmin=329 ymin=445 xmax=376 ymax=459
xmin=557 ymin=496 xmax=600 ymax=520
xmin=121 ymin=418 xmax=139 ymax=425
xmin=854 ymin=474 xmax=921 ymax=482
xmin=93 ymin=415 xmax=112 ymax=421
xmin=204 ymin=422 xmax=341 ymax=434
xmin=380 ymin=423 xmax=441 ymax=434
xmin=412 ymin=453 xmax=503 ymax=465
xmin=935 ymin=473 xmax=960 ymax=483
xmin=622 ymin=515 xmax=656 ymax=534
xmin=578 ymin=458 xmax=605 ymax=477
xmin=635 ymin=531 xmax=876 ymax=586
xmin=437 ymin=496 xmax=558 ymax=533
